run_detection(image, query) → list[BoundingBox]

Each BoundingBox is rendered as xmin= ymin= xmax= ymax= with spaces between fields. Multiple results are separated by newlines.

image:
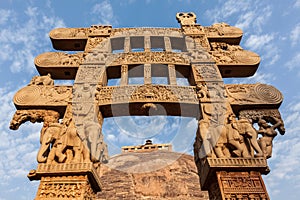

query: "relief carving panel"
xmin=210 ymin=42 xmax=260 ymax=65
xmin=96 ymin=85 xmax=198 ymax=105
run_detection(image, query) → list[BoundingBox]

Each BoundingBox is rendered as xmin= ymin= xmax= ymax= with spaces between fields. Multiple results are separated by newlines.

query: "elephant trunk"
xmin=37 ymin=144 xmax=50 ymax=163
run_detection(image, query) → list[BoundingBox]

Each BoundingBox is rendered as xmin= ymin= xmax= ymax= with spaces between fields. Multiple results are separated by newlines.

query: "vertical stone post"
xmin=120 ymin=64 xmax=128 ymax=86
xmin=144 ymin=63 xmax=152 ymax=84
xmin=168 ymin=64 xmax=177 ymax=85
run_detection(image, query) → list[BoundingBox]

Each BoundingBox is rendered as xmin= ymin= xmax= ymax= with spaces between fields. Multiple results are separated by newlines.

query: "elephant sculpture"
xmin=37 ymin=118 xmax=90 ymax=164
xmin=37 ymin=122 xmax=66 ymax=163
xmin=213 ymin=114 xmax=250 ymax=158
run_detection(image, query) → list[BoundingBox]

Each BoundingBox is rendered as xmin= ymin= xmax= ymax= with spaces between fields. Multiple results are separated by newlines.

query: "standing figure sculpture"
xmin=258 ymin=117 xmax=285 ymax=158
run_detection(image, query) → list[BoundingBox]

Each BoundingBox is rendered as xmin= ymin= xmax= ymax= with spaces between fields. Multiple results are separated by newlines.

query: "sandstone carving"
xmin=226 ymin=83 xmax=283 ymax=106
xmin=257 ymin=117 xmax=285 ymax=158
xmin=13 ymin=85 xmax=72 ymax=107
xmin=29 ymin=73 xmax=54 ymax=86
xmin=9 ymin=11 xmax=285 ymax=200
xmin=89 ymin=25 xmax=112 ymax=36
xmin=210 ymin=42 xmax=260 ymax=65
xmin=204 ymin=23 xmax=243 ymax=39
xmin=176 ymin=12 xmax=197 ymax=25
xmin=96 ymin=85 xmax=198 ymax=105
xmin=35 ymin=52 xmax=84 ymax=67
xmin=49 ymin=28 xmax=89 ymax=39
xmin=110 ymin=51 xmax=190 ymax=66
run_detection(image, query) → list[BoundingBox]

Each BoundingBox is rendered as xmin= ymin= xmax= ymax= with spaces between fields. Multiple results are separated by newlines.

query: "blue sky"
xmin=0 ymin=0 xmax=299 ymax=199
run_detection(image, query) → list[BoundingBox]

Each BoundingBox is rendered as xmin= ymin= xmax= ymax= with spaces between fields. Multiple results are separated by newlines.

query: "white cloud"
xmin=244 ymin=34 xmax=280 ymax=66
xmin=245 ymin=34 xmax=274 ymax=51
xmin=294 ymin=0 xmax=300 ymax=8
xmin=285 ymin=52 xmax=300 ymax=70
xmin=0 ymin=9 xmax=12 ymax=25
xmin=206 ymin=1 xmax=271 ymax=32
xmin=0 ymin=85 xmax=41 ymax=185
xmin=291 ymin=23 xmax=300 ymax=46
xmin=91 ymin=1 xmax=118 ymax=25
xmin=0 ymin=7 xmax=65 ymax=74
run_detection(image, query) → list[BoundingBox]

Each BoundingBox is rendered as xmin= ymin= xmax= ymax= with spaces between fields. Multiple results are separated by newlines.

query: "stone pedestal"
xmin=200 ymin=158 xmax=270 ymax=200
xmin=28 ymin=163 xmax=101 ymax=199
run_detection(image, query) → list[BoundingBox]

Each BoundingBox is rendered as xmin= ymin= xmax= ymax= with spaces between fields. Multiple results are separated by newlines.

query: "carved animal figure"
xmin=29 ymin=73 xmax=54 ymax=86
xmin=37 ymin=123 xmax=66 ymax=163
xmin=236 ymin=117 xmax=263 ymax=157
xmin=213 ymin=114 xmax=249 ymax=158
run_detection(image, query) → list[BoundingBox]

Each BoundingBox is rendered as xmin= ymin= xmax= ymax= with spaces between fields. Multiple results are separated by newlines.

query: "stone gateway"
xmin=10 ymin=12 xmax=285 ymax=199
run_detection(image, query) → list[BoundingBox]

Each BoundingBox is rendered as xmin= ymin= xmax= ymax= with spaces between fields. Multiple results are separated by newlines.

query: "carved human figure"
xmin=257 ymin=117 xmax=284 ymax=158
xmin=196 ymin=83 xmax=209 ymax=100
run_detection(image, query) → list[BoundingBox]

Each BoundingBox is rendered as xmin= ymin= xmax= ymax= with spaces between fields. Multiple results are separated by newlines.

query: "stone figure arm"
xmin=271 ymin=117 xmax=285 ymax=135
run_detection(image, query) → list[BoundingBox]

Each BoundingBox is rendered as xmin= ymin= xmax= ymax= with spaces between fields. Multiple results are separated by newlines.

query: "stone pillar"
xmin=168 ymin=64 xmax=177 ymax=85
xmin=144 ymin=36 xmax=151 ymax=52
xmin=164 ymin=36 xmax=172 ymax=52
xmin=28 ymin=163 xmax=101 ymax=199
xmin=120 ymin=65 xmax=128 ymax=86
xmin=144 ymin=64 xmax=151 ymax=84
xmin=199 ymin=158 xmax=270 ymax=200
xmin=124 ymin=37 xmax=131 ymax=53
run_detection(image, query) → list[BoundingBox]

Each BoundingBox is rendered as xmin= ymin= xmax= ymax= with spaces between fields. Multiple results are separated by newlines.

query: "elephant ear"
xmin=45 ymin=123 xmax=63 ymax=143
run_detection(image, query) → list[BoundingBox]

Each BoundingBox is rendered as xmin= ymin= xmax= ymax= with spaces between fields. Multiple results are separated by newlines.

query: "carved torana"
xmin=9 ymin=11 xmax=285 ymax=200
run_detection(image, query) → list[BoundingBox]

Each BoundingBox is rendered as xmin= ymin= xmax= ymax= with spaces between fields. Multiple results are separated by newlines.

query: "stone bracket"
xmin=200 ymin=158 xmax=269 ymax=190
xmin=28 ymin=163 xmax=102 ymax=192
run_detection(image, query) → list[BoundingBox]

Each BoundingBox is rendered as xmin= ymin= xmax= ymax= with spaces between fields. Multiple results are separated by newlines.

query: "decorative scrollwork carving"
xmin=14 ymin=85 xmax=72 ymax=106
xmin=226 ymin=84 xmax=283 ymax=105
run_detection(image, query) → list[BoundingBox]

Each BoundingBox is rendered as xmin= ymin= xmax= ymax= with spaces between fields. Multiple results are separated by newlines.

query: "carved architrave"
xmin=210 ymin=42 xmax=260 ymax=65
xmin=49 ymin=28 xmax=89 ymax=39
xmin=13 ymin=85 xmax=72 ymax=107
xmin=109 ymin=52 xmax=190 ymax=66
xmin=204 ymin=23 xmax=243 ymax=40
xmin=96 ymin=85 xmax=198 ymax=105
xmin=35 ymin=52 xmax=84 ymax=68
xmin=111 ymin=27 xmax=182 ymax=37
xmin=226 ymin=84 xmax=283 ymax=106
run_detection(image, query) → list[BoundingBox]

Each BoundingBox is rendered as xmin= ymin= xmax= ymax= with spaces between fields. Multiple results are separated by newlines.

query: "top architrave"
xmin=49 ymin=24 xmax=243 ymax=51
